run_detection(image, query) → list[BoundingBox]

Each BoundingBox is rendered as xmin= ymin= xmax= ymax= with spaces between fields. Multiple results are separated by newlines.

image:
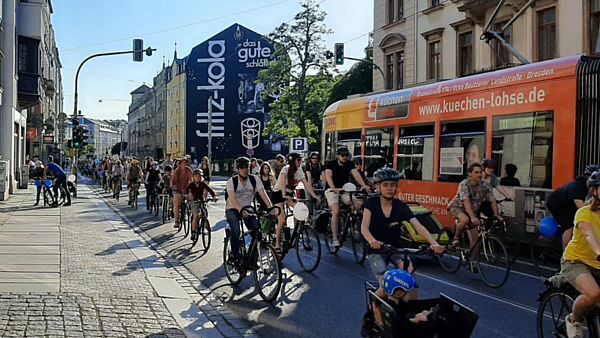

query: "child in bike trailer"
xmin=361 ymin=269 xmax=436 ymax=338
xmin=563 ymin=169 xmax=600 ymax=338
xmin=185 ymin=170 xmax=216 ymax=241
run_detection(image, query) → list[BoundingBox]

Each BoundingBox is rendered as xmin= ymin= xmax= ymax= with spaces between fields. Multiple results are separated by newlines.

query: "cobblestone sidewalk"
xmin=0 ymin=184 xmax=199 ymax=338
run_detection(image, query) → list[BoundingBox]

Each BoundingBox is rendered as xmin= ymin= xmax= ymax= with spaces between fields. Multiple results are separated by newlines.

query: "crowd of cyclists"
xmin=69 ymin=146 xmax=600 ymax=338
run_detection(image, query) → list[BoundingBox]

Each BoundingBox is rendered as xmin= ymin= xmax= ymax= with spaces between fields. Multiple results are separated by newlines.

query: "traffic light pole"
xmin=343 ymin=56 xmax=385 ymax=81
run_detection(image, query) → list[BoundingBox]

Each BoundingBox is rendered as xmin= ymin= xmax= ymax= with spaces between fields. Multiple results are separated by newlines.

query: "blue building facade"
xmin=185 ymin=24 xmax=284 ymax=160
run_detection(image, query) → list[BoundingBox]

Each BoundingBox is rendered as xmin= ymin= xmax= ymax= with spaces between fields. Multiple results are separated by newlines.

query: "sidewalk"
xmin=0 ymin=184 xmax=258 ymax=338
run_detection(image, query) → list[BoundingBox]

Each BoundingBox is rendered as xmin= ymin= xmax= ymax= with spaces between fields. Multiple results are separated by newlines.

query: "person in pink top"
xmin=170 ymin=156 xmax=193 ymax=228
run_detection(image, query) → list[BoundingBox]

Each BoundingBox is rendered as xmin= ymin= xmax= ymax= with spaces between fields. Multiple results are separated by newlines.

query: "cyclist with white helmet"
xmin=361 ymin=167 xmax=443 ymax=299
xmin=563 ymin=169 xmax=600 ymax=338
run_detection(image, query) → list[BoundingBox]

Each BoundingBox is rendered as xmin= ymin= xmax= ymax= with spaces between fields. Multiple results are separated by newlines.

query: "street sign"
xmin=27 ymin=128 xmax=37 ymax=140
xmin=290 ymin=137 xmax=308 ymax=153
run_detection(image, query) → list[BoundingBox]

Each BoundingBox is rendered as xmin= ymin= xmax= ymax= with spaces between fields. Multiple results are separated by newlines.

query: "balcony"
xmin=43 ymin=79 xmax=55 ymax=96
xmin=457 ymin=0 xmax=500 ymax=20
xmin=18 ymin=72 xmax=41 ymax=110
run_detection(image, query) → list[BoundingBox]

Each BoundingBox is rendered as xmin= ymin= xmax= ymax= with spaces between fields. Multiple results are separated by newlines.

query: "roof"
xmin=130 ymin=84 xmax=151 ymax=95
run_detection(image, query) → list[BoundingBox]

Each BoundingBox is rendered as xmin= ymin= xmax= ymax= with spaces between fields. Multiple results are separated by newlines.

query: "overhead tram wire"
xmin=62 ymin=0 xmax=295 ymax=52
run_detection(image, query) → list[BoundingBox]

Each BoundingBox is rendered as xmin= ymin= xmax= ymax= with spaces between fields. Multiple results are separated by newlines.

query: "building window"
xmin=438 ymin=120 xmax=486 ymax=182
xmin=537 ymin=7 xmax=557 ymax=61
xmin=492 ymin=21 xmax=513 ymax=66
xmin=18 ymin=43 xmax=28 ymax=72
xmin=396 ymin=51 xmax=404 ymax=89
xmin=18 ymin=37 xmax=39 ymax=73
xmin=591 ymin=0 xmax=600 ymax=54
xmin=386 ymin=53 xmax=394 ymax=90
xmin=363 ymin=128 xmax=395 ymax=177
xmin=428 ymin=40 xmax=441 ymax=80
xmin=397 ymin=125 xmax=435 ymax=181
xmin=458 ymin=31 xmax=473 ymax=76
xmin=387 ymin=0 xmax=404 ymax=24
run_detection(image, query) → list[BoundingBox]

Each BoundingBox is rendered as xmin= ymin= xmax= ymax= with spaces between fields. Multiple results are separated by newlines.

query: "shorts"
xmin=325 ymin=189 xmax=351 ymax=206
xmin=190 ymin=201 xmax=203 ymax=216
xmin=271 ymin=190 xmax=291 ymax=204
xmin=367 ymin=253 xmax=409 ymax=279
xmin=449 ymin=207 xmax=469 ymax=221
xmin=561 ymin=260 xmax=600 ymax=286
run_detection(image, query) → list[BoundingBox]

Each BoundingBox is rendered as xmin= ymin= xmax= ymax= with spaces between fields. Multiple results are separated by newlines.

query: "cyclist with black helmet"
xmin=361 ymin=167 xmax=443 ymax=297
xmin=562 ymin=169 xmax=600 ymax=338
xmin=326 ymin=147 xmax=371 ymax=248
xmin=185 ymin=170 xmax=216 ymax=241
xmin=304 ymin=151 xmax=324 ymax=190
xmin=226 ymin=157 xmax=275 ymax=264
xmin=547 ymin=164 xmax=599 ymax=248
xmin=144 ymin=161 xmax=161 ymax=212
xmin=271 ymin=152 xmax=321 ymax=257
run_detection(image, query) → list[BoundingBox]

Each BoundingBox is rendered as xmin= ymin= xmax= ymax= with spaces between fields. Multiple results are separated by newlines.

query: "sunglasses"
xmin=339 ymin=154 xmax=349 ymax=158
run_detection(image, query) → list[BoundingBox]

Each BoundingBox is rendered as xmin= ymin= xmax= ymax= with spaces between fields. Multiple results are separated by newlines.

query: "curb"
xmin=84 ymin=180 xmax=260 ymax=338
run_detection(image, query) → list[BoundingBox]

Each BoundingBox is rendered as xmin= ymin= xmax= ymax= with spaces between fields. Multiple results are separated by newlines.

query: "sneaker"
xmin=331 ymin=239 xmax=341 ymax=248
xmin=566 ymin=314 xmax=583 ymax=338
xmin=63 ymin=202 xmax=71 ymax=206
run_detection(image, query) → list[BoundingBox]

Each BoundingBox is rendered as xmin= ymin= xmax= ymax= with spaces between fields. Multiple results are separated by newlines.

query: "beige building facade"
xmin=373 ymin=0 xmax=598 ymax=92
xmin=166 ymin=54 xmax=187 ymax=157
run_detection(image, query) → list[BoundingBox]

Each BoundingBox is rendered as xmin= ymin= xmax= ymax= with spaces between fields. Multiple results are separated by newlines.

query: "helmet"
xmin=152 ymin=161 xmax=158 ymax=166
xmin=482 ymin=158 xmax=495 ymax=169
xmin=585 ymin=164 xmax=600 ymax=176
xmin=34 ymin=160 xmax=43 ymax=169
xmin=309 ymin=151 xmax=320 ymax=159
xmin=587 ymin=169 xmax=600 ymax=188
xmin=382 ymin=269 xmax=418 ymax=296
xmin=351 ymin=156 xmax=362 ymax=166
xmin=193 ymin=169 xmax=203 ymax=176
xmin=236 ymin=156 xmax=250 ymax=169
xmin=287 ymin=152 xmax=302 ymax=164
xmin=337 ymin=147 xmax=350 ymax=156
xmin=373 ymin=167 xmax=401 ymax=183
xmin=164 ymin=165 xmax=172 ymax=172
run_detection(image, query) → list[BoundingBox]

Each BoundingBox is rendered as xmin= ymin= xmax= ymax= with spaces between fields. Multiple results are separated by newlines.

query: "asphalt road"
xmin=85 ymin=177 xmax=549 ymax=338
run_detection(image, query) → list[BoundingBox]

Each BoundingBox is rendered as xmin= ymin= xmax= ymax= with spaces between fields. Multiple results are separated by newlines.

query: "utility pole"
xmin=207 ymin=97 xmax=212 ymax=161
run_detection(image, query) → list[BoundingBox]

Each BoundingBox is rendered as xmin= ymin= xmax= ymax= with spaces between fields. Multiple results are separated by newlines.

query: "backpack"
xmin=224 ymin=174 xmax=257 ymax=202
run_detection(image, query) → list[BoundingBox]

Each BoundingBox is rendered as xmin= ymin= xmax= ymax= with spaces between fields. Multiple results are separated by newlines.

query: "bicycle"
xmin=530 ymin=227 xmax=563 ymax=278
xmin=266 ymin=200 xmax=322 ymax=272
xmin=323 ymin=190 xmax=370 ymax=264
xmin=488 ymin=198 xmax=522 ymax=265
xmin=175 ymin=196 xmax=191 ymax=238
xmin=537 ymin=273 xmax=600 ymax=337
xmin=437 ymin=218 xmax=511 ymax=288
xmin=42 ymin=178 xmax=67 ymax=207
xmin=129 ymin=181 xmax=140 ymax=209
xmin=146 ymin=183 xmax=160 ymax=216
xmin=112 ymin=175 xmax=122 ymax=201
xmin=222 ymin=205 xmax=283 ymax=303
xmin=161 ymin=192 xmax=174 ymax=224
xmin=189 ymin=198 xmax=217 ymax=250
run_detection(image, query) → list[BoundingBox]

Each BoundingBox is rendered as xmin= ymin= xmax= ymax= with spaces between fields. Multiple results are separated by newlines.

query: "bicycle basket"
xmin=260 ymin=215 xmax=277 ymax=235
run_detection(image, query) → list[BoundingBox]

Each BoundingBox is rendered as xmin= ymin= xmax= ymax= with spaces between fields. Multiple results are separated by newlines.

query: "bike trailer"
xmin=402 ymin=204 xmax=451 ymax=245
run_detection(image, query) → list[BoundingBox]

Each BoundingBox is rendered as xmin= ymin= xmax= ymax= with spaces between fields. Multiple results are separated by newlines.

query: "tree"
xmin=81 ymin=144 xmax=95 ymax=155
xmin=111 ymin=142 xmax=128 ymax=155
xmin=326 ymin=49 xmax=374 ymax=107
xmin=259 ymin=0 xmax=335 ymax=144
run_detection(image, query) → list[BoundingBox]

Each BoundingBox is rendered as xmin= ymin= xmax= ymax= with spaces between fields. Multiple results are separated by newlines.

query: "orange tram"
xmin=322 ymin=55 xmax=600 ymax=238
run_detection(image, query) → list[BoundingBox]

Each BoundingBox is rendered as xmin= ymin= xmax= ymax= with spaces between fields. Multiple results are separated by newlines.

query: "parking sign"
xmin=290 ymin=137 xmax=308 ymax=153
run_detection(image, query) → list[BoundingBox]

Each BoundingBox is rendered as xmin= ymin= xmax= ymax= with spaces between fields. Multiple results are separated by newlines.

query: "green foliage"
xmin=326 ymin=52 xmax=373 ymax=107
xmin=81 ymin=144 xmax=95 ymax=155
xmin=259 ymin=0 xmax=335 ymax=145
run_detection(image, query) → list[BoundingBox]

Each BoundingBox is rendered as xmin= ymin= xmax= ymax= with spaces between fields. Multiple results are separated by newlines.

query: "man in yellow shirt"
xmin=563 ymin=169 xmax=600 ymax=338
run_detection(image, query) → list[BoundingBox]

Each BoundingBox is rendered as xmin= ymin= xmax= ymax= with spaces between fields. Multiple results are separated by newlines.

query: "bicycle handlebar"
xmin=240 ymin=205 xmax=281 ymax=217
xmin=380 ymin=244 xmax=431 ymax=256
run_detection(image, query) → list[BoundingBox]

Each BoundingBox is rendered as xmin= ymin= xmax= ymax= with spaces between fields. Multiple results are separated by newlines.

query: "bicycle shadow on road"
xmin=95 ymin=239 xmax=145 ymax=256
xmin=210 ymin=219 xmax=229 ymax=232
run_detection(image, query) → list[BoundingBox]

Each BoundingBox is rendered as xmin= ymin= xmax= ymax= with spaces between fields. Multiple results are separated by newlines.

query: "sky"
xmin=53 ymin=0 xmax=374 ymax=121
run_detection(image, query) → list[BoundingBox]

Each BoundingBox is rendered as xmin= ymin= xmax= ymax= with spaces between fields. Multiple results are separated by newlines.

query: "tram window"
xmin=337 ymin=130 xmax=361 ymax=158
xmin=363 ymin=128 xmax=395 ymax=177
xmin=492 ymin=112 xmax=553 ymax=188
xmin=397 ymin=125 xmax=434 ymax=181
xmin=324 ymin=132 xmax=336 ymax=161
xmin=438 ymin=120 xmax=486 ymax=182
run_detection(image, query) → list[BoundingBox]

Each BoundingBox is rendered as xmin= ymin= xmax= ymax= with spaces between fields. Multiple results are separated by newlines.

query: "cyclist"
xmin=127 ymin=159 xmax=142 ymax=205
xmin=32 ymin=161 xmax=44 ymax=206
xmin=448 ymin=163 xmax=502 ymax=250
xmin=185 ymin=170 xmax=216 ymax=241
xmin=170 ymin=156 xmax=193 ymax=229
xmin=304 ymin=151 xmax=324 ymax=190
xmin=271 ymin=152 xmax=321 ymax=258
xmin=225 ymin=156 xmax=274 ymax=266
xmin=111 ymin=160 xmax=124 ymax=199
xmin=562 ymin=169 xmax=600 ymax=338
xmin=361 ymin=167 xmax=443 ymax=299
xmin=547 ymin=164 xmax=599 ymax=249
xmin=481 ymin=159 xmax=512 ymax=199
xmin=257 ymin=162 xmax=277 ymax=212
xmin=160 ymin=165 xmax=173 ymax=196
xmin=325 ymin=147 xmax=371 ymax=248
xmin=272 ymin=154 xmax=285 ymax=178
xmin=43 ymin=156 xmax=71 ymax=206
xmin=144 ymin=161 xmax=161 ymax=212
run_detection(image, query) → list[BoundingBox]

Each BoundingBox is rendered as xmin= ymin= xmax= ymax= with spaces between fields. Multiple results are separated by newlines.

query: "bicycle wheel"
xmin=475 ymin=235 xmax=510 ymax=288
xmin=437 ymin=229 xmax=462 ymax=273
xmin=253 ymin=241 xmax=282 ymax=303
xmin=530 ymin=234 xmax=562 ymax=278
xmin=153 ymin=194 xmax=160 ymax=216
xmin=536 ymin=287 xmax=593 ymax=338
xmin=162 ymin=197 xmax=168 ymax=224
xmin=43 ymin=188 xmax=52 ymax=207
xmin=55 ymin=186 xmax=66 ymax=206
xmin=115 ymin=184 xmax=120 ymax=201
xmin=223 ymin=235 xmax=243 ymax=285
xmin=182 ymin=204 xmax=191 ymax=238
xmin=200 ymin=218 xmax=211 ymax=251
xmin=295 ymin=225 xmax=321 ymax=272
xmin=350 ymin=217 xmax=367 ymax=264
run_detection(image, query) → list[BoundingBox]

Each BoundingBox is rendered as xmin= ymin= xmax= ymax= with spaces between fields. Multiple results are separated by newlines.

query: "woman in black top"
xmin=200 ymin=157 xmax=211 ymax=183
xmin=257 ymin=162 xmax=276 ymax=211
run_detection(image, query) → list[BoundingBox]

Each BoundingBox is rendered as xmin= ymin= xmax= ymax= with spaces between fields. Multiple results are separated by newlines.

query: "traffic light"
xmin=72 ymin=117 xmax=79 ymax=127
xmin=73 ymin=127 xmax=82 ymax=148
xmin=67 ymin=140 xmax=73 ymax=148
xmin=80 ymin=127 xmax=89 ymax=147
xmin=133 ymin=39 xmax=144 ymax=62
xmin=334 ymin=43 xmax=344 ymax=65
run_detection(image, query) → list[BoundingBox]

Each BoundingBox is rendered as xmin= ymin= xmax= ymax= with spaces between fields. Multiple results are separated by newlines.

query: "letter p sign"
xmin=290 ymin=137 xmax=308 ymax=153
